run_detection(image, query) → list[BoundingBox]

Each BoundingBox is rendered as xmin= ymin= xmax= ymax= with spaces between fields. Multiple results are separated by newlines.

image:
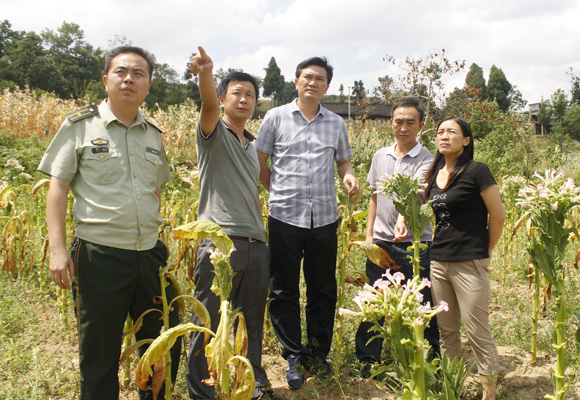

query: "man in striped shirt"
xmin=256 ymin=56 xmax=359 ymax=390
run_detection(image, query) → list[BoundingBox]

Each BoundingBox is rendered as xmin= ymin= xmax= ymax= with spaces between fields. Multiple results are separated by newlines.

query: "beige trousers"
xmin=430 ymin=258 xmax=499 ymax=375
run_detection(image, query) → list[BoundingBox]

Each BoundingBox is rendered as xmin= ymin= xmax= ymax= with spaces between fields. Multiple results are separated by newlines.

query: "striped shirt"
xmin=368 ymin=143 xmax=434 ymax=242
xmin=256 ymin=100 xmax=353 ymax=229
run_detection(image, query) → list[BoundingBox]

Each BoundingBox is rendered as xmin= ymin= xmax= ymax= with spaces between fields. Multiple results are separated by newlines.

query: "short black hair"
xmin=217 ymin=71 xmax=260 ymax=99
xmin=391 ymin=98 xmax=425 ymax=122
xmin=295 ymin=56 xmax=334 ymax=84
xmin=104 ymin=46 xmax=156 ymax=79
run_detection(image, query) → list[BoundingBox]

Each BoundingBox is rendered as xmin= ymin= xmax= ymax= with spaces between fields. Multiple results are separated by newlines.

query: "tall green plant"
xmin=499 ymin=175 xmax=526 ymax=286
xmin=340 ymin=270 xmax=448 ymax=399
xmin=516 ymin=169 xmax=580 ymax=400
xmin=135 ymin=220 xmax=255 ymax=400
xmin=335 ymin=182 xmax=396 ymax=373
xmin=378 ymin=173 xmax=433 ymax=277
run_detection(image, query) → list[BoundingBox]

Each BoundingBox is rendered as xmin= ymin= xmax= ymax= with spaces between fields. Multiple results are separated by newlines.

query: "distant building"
xmin=527 ymin=102 xmax=550 ymax=135
xmin=320 ymin=102 xmax=392 ymax=121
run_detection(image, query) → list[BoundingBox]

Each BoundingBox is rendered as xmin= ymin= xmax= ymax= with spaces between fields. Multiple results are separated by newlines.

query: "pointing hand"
xmin=188 ymin=46 xmax=213 ymax=75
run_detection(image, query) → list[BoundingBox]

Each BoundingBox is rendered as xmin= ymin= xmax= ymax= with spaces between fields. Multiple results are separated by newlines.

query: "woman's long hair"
xmin=423 ymin=117 xmax=474 ymax=201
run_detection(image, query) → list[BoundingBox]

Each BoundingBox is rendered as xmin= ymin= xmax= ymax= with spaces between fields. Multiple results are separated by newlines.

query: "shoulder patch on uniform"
xmin=67 ymin=105 xmax=99 ymax=122
xmin=145 ymin=118 xmax=163 ymax=134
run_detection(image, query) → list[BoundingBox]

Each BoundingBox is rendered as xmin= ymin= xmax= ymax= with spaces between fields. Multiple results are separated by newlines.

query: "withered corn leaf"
xmin=173 ymin=220 xmax=233 ymax=254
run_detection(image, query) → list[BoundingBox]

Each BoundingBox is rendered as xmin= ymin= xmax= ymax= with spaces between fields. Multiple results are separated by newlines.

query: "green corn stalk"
xmin=530 ymin=260 xmax=539 ymax=365
xmin=129 ymin=264 xmax=212 ymax=399
xmin=121 ymin=317 xmax=134 ymax=387
xmin=499 ymin=175 xmax=526 ymax=286
xmin=140 ymin=219 xmax=254 ymax=400
xmin=335 ymin=182 xmax=398 ymax=374
xmin=334 ymin=181 xmax=369 ymax=373
xmin=516 ymin=169 xmax=580 ymax=400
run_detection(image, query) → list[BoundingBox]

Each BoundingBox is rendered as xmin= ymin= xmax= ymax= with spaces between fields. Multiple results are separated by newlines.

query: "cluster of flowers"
xmin=340 ymin=269 xmax=448 ymax=328
xmin=517 ymin=169 xmax=580 ymax=212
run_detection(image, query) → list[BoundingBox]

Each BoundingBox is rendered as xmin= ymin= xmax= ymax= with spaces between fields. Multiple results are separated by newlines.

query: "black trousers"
xmin=355 ymin=240 xmax=440 ymax=364
xmin=267 ymin=217 xmax=338 ymax=361
xmin=71 ymin=238 xmax=181 ymax=400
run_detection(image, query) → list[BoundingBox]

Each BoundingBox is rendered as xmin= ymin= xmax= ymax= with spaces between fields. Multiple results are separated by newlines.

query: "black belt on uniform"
xmin=229 ymin=235 xmax=257 ymax=243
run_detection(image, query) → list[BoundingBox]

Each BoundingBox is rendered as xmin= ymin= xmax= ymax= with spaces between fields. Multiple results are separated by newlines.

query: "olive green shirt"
xmin=196 ymin=119 xmax=266 ymax=242
xmin=38 ymin=100 xmax=171 ymax=251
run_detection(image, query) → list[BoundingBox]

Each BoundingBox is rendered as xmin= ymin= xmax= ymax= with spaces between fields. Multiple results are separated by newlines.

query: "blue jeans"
xmin=355 ymin=240 xmax=439 ymax=364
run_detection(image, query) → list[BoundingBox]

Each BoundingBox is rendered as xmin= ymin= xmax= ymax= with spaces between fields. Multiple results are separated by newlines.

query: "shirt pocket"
xmin=143 ymin=150 xmax=163 ymax=183
xmin=82 ymin=148 xmax=122 ymax=185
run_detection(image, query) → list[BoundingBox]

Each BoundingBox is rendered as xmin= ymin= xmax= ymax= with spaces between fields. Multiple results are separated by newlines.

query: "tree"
xmin=0 ymin=20 xmax=24 ymax=58
xmin=352 ymin=80 xmax=365 ymax=100
xmin=537 ymin=99 xmax=553 ymax=135
xmin=338 ymin=84 xmax=345 ymax=101
xmin=563 ymin=105 xmax=580 ymax=140
xmin=213 ymin=67 xmax=244 ymax=83
xmin=107 ymin=35 xmax=132 ymax=49
xmin=567 ymin=68 xmax=580 ymax=106
xmin=182 ymin=52 xmax=201 ymax=107
xmin=41 ymin=22 xmax=103 ymax=99
xmin=0 ymin=31 xmax=65 ymax=94
xmin=551 ymin=89 xmax=568 ymax=126
xmin=262 ymin=57 xmax=285 ymax=105
xmin=465 ymin=63 xmax=487 ymax=100
xmin=373 ymin=75 xmax=394 ymax=101
xmin=277 ymin=81 xmax=298 ymax=105
xmin=382 ymin=49 xmax=466 ymax=126
xmin=147 ymin=63 xmax=187 ymax=110
xmin=487 ymin=65 xmax=512 ymax=112
xmin=508 ymin=85 xmax=527 ymax=111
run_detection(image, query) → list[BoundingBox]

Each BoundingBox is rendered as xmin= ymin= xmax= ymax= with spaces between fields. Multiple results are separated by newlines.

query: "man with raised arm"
xmin=185 ymin=46 xmax=273 ymax=400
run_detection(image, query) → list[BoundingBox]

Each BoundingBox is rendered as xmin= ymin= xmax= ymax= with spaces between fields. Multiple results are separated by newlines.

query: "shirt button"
xmin=130 ymin=151 xmax=134 ymax=156
xmin=140 ymin=222 xmax=144 ymax=227
xmin=133 ymin=174 xmax=137 ymax=178
xmin=138 ymin=196 xmax=141 ymax=201
xmin=139 ymin=238 xmax=143 ymax=242
xmin=138 ymin=244 xmax=142 ymax=249
xmin=154 ymin=160 xmax=158 ymax=165
xmin=100 ymin=155 xmax=104 ymax=160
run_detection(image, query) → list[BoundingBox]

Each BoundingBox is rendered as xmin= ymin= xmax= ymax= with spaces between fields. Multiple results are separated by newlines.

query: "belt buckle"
xmin=248 ymin=237 xmax=256 ymax=243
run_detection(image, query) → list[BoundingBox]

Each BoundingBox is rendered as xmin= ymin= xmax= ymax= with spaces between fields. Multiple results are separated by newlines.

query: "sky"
xmin=3 ymin=0 xmax=580 ymax=106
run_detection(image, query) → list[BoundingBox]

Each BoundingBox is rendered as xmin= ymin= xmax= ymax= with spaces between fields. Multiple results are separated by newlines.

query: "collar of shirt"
xmin=386 ymin=141 xmax=424 ymax=159
xmin=289 ymin=98 xmax=327 ymax=121
xmin=223 ymin=120 xmax=255 ymax=148
xmin=386 ymin=142 xmax=424 ymax=175
xmin=99 ymin=100 xmax=148 ymax=130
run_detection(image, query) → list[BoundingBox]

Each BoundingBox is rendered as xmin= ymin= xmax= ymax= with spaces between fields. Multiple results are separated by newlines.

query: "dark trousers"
xmin=355 ymin=240 xmax=439 ymax=364
xmin=186 ymin=237 xmax=269 ymax=400
xmin=71 ymin=238 xmax=181 ymax=400
xmin=268 ymin=217 xmax=338 ymax=362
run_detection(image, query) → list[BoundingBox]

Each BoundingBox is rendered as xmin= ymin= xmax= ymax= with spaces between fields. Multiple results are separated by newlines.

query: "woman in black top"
xmin=424 ymin=117 xmax=505 ymax=400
